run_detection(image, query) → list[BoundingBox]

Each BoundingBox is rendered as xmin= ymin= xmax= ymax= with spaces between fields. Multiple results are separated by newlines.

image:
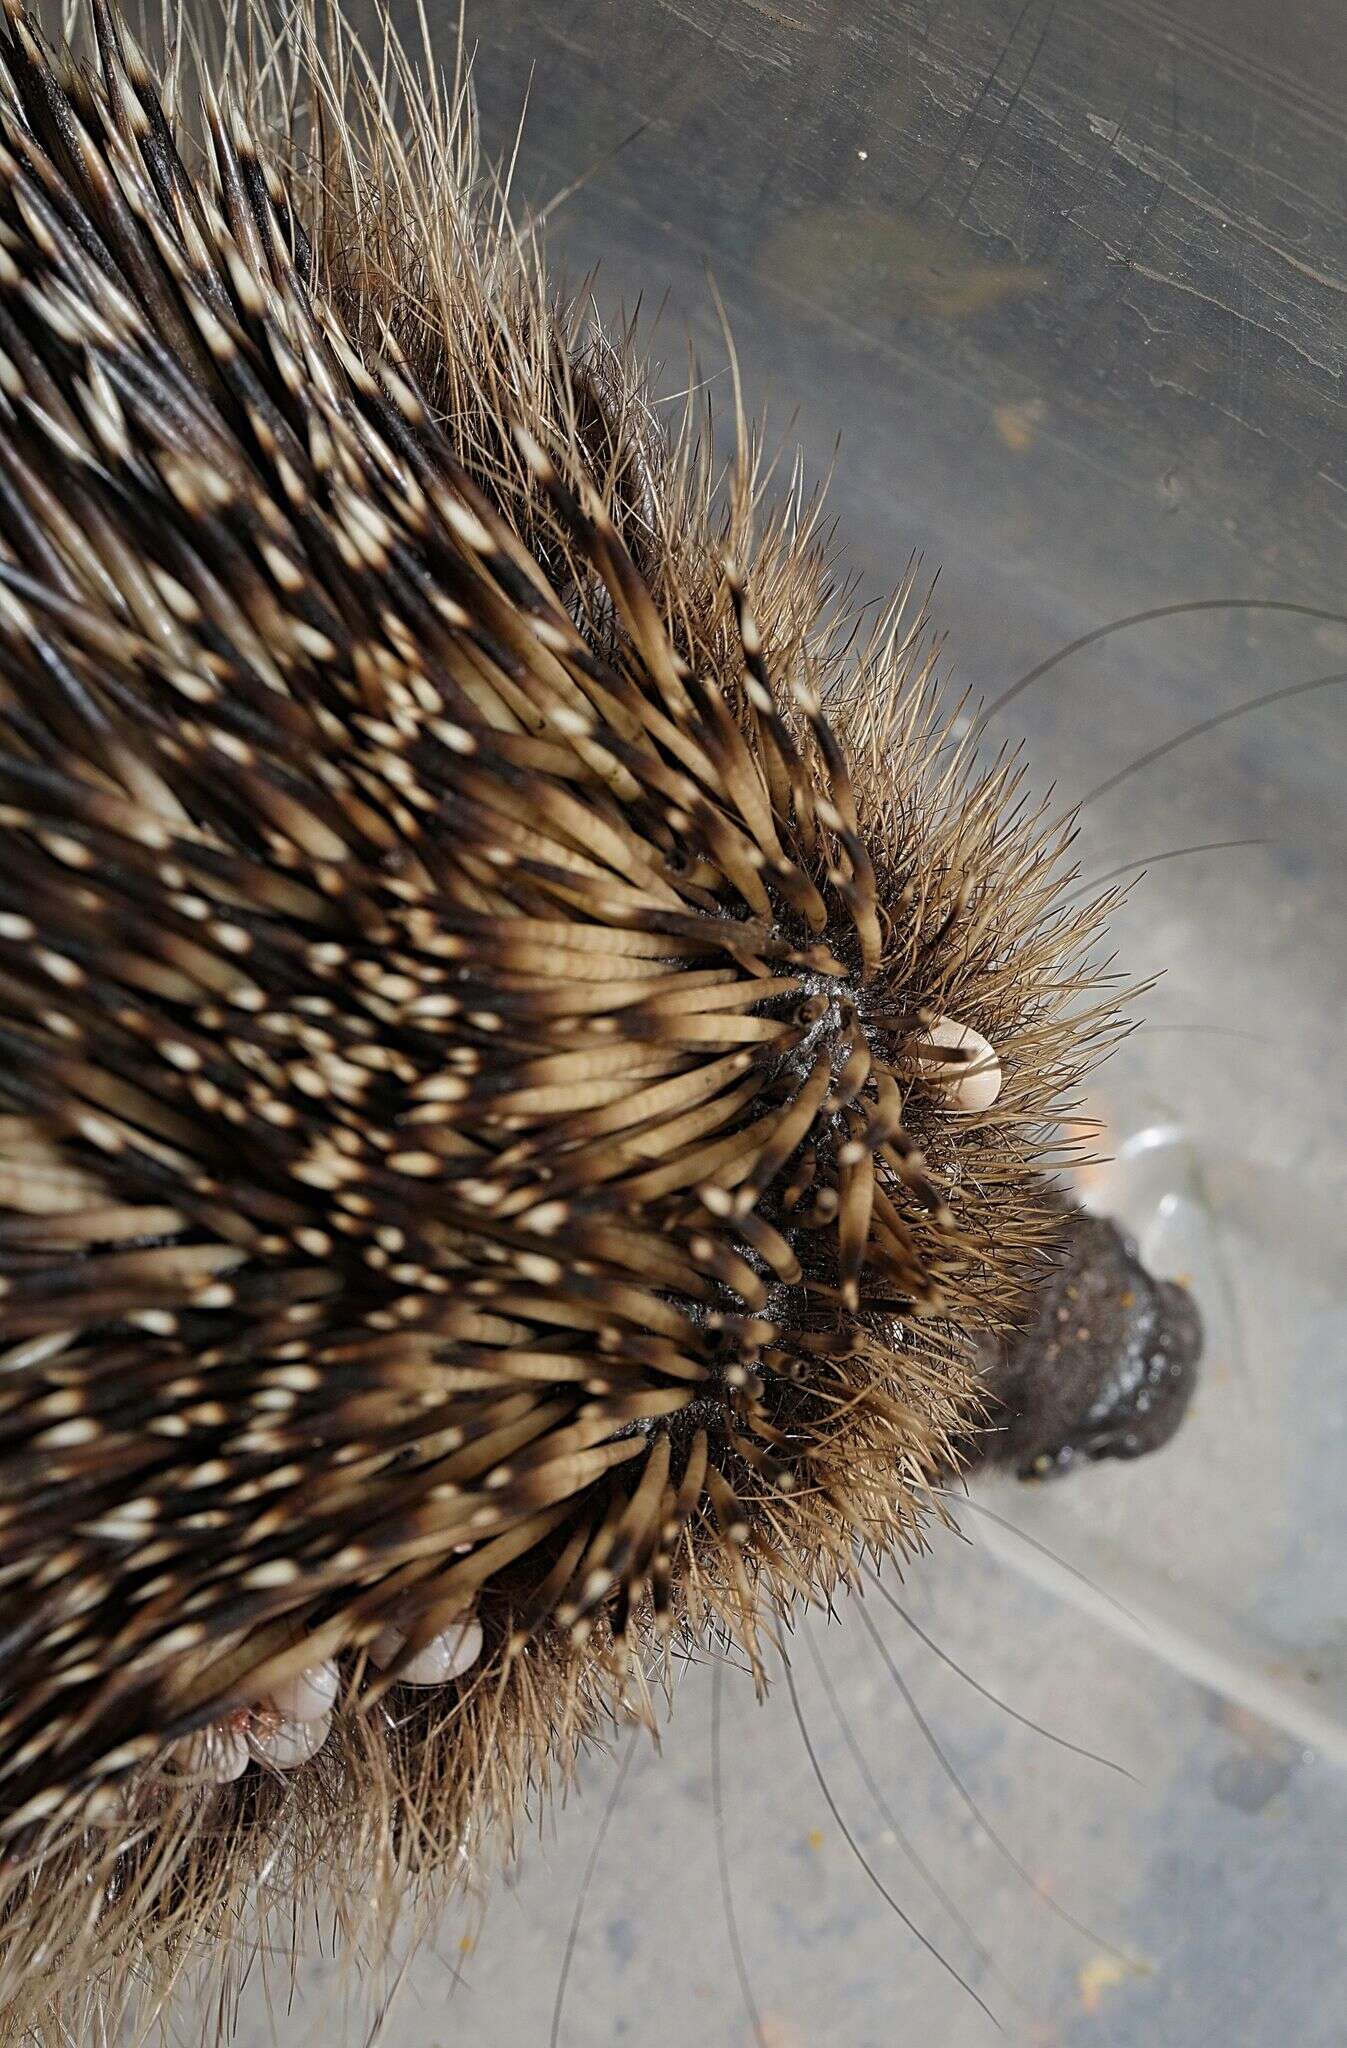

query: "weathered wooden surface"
xmin=460 ymin=0 xmax=1347 ymax=598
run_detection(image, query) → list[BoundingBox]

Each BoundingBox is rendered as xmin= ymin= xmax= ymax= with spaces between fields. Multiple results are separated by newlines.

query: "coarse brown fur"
xmin=0 ymin=2 xmax=1123 ymax=2038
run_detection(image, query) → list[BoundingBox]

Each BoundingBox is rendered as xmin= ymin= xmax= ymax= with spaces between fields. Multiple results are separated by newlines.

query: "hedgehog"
xmin=0 ymin=2 xmax=1202 ymax=2040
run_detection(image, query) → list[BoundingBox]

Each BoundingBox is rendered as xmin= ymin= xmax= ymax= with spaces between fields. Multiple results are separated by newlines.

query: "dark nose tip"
xmin=966 ymin=1206 xmax=1206 ymax=1479
xmin=1155 ymin=1277 xmax=1204 ymax=1371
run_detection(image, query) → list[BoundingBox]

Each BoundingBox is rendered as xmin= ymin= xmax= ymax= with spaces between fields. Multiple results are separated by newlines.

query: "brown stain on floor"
xmin=758 ymin=207 xmax=1048 ymax=323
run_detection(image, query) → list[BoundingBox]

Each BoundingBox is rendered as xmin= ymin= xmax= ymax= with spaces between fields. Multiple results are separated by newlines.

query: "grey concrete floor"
xmin=235 ymin=2 xmax=1347 ymax=2043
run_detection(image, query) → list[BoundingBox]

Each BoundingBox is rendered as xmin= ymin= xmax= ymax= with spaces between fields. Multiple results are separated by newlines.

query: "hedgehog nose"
xmin=1155 ymin=1277 xmax=1204 ymax=1370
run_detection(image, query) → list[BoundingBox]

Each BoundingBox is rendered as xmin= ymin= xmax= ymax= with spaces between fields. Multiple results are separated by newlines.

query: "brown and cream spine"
xmin=0 ymin=2 xmax=1119 ymax=2040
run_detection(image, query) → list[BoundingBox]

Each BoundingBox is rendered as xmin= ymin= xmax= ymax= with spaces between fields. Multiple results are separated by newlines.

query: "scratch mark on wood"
xmin=947 ymin=0 xmax=1057 ymax=236
xmin=908 ymin=0 xmax=1040 ymax=213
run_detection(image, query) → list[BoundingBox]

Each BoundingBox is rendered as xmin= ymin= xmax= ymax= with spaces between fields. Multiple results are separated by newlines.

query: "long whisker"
xmin=711 ymin=1656 xmax=765 ymax=2048
xmin=549 ymin=1725 xmax=640 ymax=2048
xmin=1082 ymin=669 xmax=1347 ymax=807
xmin=1138 ymin=1024 xmax=1271 ymax=1044
xmin=929 ymin=1490 xmax=1140 ymax=1624
xmin=781 ymin=1654 xmax=1001 ymax=2031
xmin=863 ymin=1565 xmax=1134 ymax=1779
xmin=973 ymin=599 xmax=1347 ymax=736
xmin=800 ymin=1622 xmax=998 ymax=1978
xmin=852 ymin=1598 xmax=1133 ymax=1963
xmin=1061 ymin=838 xmax=1267 ymax=903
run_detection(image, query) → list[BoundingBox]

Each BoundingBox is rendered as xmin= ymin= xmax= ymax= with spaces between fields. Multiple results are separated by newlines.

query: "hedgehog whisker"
xmin=927 ymin=1489 xmax=1141 ymax=1625
xmin=1081 ymin=669 xmax=1347 ymax=809
xmin=973 ymin=597 xmax=1347 ymax=737
xmin=799 ymin=1619 xmax=1001 ymax=1978
xmin=1136 ymin=1024 xmax=1272 ymax=1044
xmin=781 ymin=1652 xmax=1000 ymax=2031
xmin=548 ymin=1723 xmax=640 ymax=2048
xmin=851 ymin=1595 xmax=1132 ymax=1965
xmin=710 ymin=1655 xmax=765 ymax=2048
xmin=1060 ymin=837 xmax=1268 ymax=905
xmin=861 ymin=1563 xmax=1134 ymax=1781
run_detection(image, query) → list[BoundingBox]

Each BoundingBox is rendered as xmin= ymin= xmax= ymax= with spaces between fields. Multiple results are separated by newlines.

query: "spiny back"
xmin=0 ymin=2 xmax=1115 ymax=2038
